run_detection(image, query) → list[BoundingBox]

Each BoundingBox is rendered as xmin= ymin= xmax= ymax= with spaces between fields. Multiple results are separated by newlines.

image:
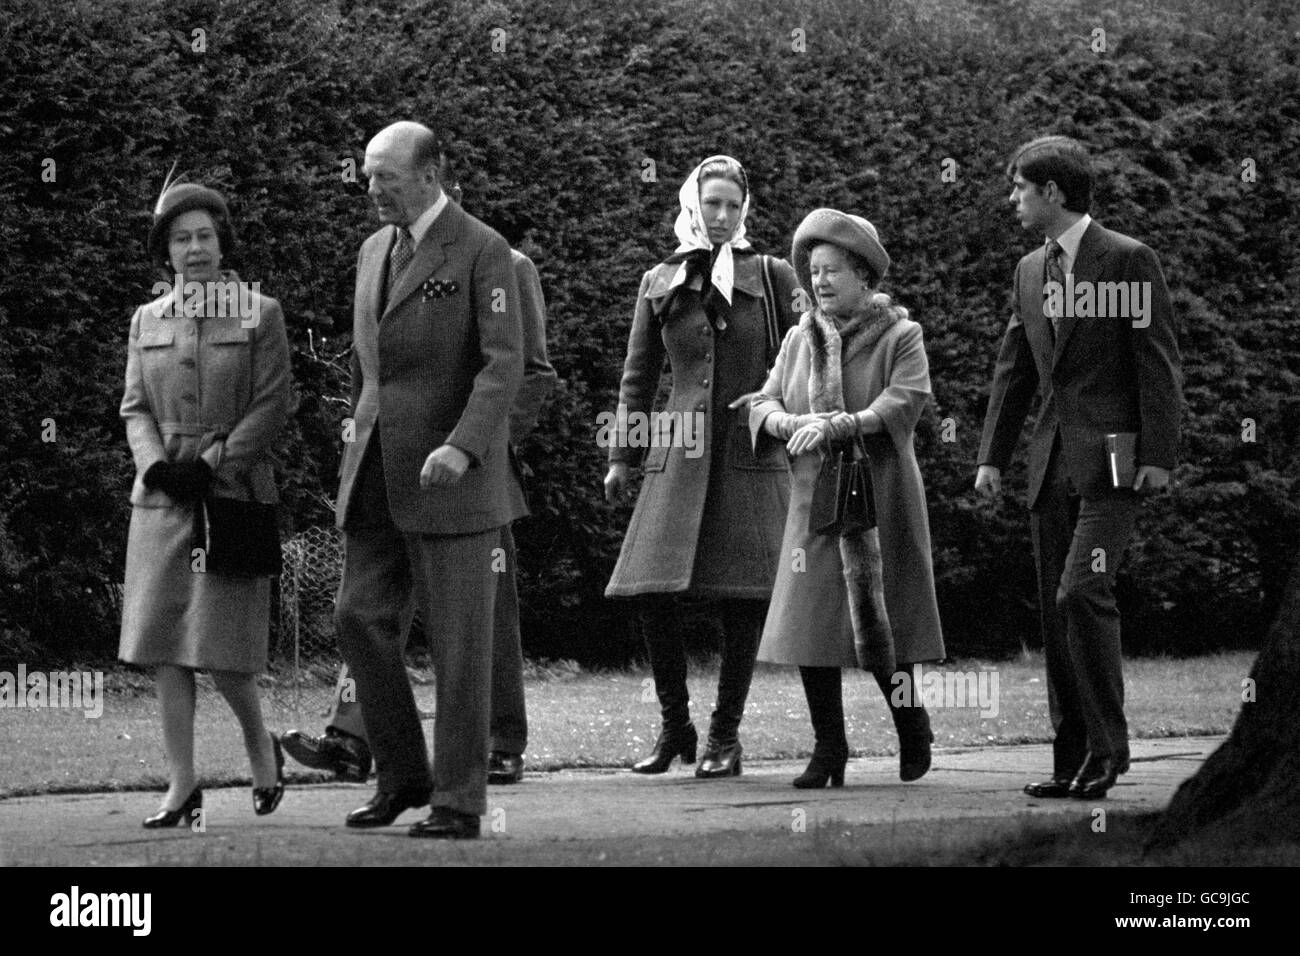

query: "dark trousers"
xmin=639 ymin=597 xmax=766 ymax=744
xmin=1031 ymin=443 xmax=1140 ymax=775
xmin=335 ymin=438 xmax=500 ymax=816
xmin=328 ymin=523 xmax=527 ymax=755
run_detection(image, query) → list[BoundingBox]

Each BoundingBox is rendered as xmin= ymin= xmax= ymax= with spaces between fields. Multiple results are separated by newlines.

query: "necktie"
xmin=386 ymin=228 xmax=415 ymax=307
xmin=1044 ymin=239 xmax=1066 ymax=337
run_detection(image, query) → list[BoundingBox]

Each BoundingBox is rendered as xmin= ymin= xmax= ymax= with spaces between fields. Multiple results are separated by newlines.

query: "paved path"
xmin=0 ymin=736 xmax=1220 ymax=865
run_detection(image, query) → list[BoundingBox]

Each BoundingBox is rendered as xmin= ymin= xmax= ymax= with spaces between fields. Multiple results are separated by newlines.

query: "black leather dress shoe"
xmin=1069 ymin=751 xmax=1131 ymax=800
xmin=281 ymin=728 xmax=372 ymax=783
xmin=409 ymin=806 xmax=480 ymax=840
xmin=345 ymin=788 xmax=431 ymax=828
xmin=1024 ymin=775 xmax=1075 ymax=799
xmin=487 ymin=751 xmax=524 ymax=785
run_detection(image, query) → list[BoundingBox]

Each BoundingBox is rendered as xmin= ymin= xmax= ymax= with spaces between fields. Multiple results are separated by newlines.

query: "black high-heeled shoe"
xmin=142 ymin=786 xmax=203 ymax=829
xmin=253 ymin=732 xmax=286 ymax=816
xmin=793 ymin=748 xmax=848 ymax=789
xmin=632 ymin=723 xmax=698 ymax=774
xmin=695 ymin=739 xmax=743 ymax=778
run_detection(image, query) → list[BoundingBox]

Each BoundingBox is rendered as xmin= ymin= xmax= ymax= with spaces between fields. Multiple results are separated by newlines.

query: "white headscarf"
xmin=668 ymin=155 xmax=752 ymax=305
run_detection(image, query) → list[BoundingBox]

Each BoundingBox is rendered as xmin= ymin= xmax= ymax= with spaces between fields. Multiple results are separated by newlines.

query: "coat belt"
xmin=158 ymin=421 xmax=231 ymax=438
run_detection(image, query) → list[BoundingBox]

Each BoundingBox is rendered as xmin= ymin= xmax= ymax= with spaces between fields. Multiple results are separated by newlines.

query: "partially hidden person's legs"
xmin=794 ymin=665 xmax=848 ymax=788
xmin=632 ymin=595 xmax=697 ymax=773
xmin=488 ymin=523 xmax=527 ymax=783
xmin=155 ymin=664 xmax=198 ymax=808
xmin=697 ymin=598 xmax=765 ymax=778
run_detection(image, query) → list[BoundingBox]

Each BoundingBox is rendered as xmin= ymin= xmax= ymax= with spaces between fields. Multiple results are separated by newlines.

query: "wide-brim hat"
xmin=791 ymin=208 xmax=890 ymax=292
xmin=148 ymin=183 xmax=232 ymax=265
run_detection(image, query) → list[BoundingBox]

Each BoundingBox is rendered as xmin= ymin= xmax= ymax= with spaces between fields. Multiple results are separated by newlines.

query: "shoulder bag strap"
xmin=759 ymin=254 xmax=780 ymax=367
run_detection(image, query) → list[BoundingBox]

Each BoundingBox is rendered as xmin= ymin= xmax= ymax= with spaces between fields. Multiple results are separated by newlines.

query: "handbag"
xmin=191 ymin=324 xmax=282 ymax=578
xmin=808 ymin=434 xmax=875 ymax=537
xmin=194 ymin=495 xmax=282 ymax=577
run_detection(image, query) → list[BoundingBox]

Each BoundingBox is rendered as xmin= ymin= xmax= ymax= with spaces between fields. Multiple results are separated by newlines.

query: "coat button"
xmin=700 ymin=326 xmax=711 ymax=336
xmin=701 ymin=378 xmax=710 ymax=387
xmin=695 ymin=401 xmax=707 ymax=412
xmin=180 ymin=358 xmax=196 ymax=369
xmin=703 ymin=352 xmax=712 ymax=362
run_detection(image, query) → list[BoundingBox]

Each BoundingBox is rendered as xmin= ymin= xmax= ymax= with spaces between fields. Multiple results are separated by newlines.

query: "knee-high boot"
xmin=697 ymin=599 xmax=764 ymax=778
xmin=874 ymin=664 xmax=933 ymax=781
xmin=794 ymin=666 xmax=849 ymax=788
xmin=632 ymin=597 xmax=697 ymax=773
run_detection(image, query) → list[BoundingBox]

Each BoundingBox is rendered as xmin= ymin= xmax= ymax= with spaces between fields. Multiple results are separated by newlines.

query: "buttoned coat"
xmin=118 ymin=278 xmax=291 ymax=672
xmin=605 ymin=253 xmax=801 ymax=598
xmin=977 ymin=221 xmax=1182 ymax=509
xmin=335 ymin=201 xmax=526 ymax=533
xmin=750 ymin=315 xmax=945 ymax=667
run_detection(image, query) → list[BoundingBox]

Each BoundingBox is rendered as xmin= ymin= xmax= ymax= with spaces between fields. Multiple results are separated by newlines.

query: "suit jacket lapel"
xmin=361 ymin=231 xmax=388 ymax=328
xmin=1021 ymin=248 xmax=1054 ymax=368
xmin=383 ymin=203 xmax=462 ymax=319
xmin=1052 ymin=221 xmax=1105 ymax=366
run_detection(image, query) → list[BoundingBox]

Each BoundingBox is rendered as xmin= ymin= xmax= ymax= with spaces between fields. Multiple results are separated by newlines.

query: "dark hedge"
xmin=1 ymin=0 xmax=1297 ymax=664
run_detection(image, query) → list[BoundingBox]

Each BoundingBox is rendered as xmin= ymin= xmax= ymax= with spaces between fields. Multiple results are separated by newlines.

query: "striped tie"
xmin=1044 ymin=239 xmax=1066 ymax=337
xmin=386 ymin=228 xmax=415 ymax=307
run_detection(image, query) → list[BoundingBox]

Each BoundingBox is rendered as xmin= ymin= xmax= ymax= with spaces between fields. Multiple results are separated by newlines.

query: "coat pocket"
xmin=643 ymin=415 xmax=672 ymax=472
xmin=728 ymin=411 xmax=787 ymax=471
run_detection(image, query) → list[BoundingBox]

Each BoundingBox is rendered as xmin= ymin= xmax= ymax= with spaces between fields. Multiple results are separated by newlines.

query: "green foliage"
xmin=1 ymin=0 xmax=1296 ymax=663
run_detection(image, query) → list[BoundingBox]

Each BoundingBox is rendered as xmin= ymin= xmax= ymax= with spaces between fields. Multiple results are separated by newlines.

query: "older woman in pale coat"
xmin=746 ymin=209 xmax=944 ymax=788
xmin=119 ymin=181 xmax=291 ymax=827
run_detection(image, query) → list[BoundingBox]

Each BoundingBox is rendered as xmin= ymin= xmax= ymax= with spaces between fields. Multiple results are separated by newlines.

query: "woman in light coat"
xmin=747 ymin=209 xmax=945 ymax=788
xmin=604 ymin=156 xmax=801 ymax=777
xmin=119 ymin=181 xmax=291 ymax=827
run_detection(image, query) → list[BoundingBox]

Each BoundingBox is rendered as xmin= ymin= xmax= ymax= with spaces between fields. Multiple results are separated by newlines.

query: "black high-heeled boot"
xmin=793 ymin=745 xmax=848 ymax=788
xmin=633 ymin=722 xmax=698 ymax=773
xmin=697 ymin=600 xmax=763 ymax=780
xmin=143 ymin=786 xmax=203 ymax=829
xmin=633 ymin=598 xmax=696 ymax=774
xmin=875 ymin=666 xmax=934 ymax=781
xmin=696 ymin=738 xmax=742 ymax=777
xmin=795 ymin=666 xmax=850 ymax=788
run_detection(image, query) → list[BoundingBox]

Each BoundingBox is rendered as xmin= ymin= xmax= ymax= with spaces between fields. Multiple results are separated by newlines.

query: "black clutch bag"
xmin=194 ymin=496 xmax=282 ymax=578
xmin=809 ymin=436 xmax=875 ymax=537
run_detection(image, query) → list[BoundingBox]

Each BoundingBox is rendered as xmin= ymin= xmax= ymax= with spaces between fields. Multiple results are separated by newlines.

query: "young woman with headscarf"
xmin=604 ymin=156 xmax=800 ymax=778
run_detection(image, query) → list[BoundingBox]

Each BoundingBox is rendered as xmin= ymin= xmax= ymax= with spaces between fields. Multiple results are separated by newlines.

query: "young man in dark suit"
xmin=975 ymin=135 xmax=1182 ymax=799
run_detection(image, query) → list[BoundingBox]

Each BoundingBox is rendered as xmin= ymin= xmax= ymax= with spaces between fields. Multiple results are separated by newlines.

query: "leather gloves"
xmin=142 ymin=459 xmax=214 ymax=502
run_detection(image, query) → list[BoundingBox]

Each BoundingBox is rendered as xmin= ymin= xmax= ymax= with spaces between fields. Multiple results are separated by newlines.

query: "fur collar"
xmin=801 ymin=294 xmax=907 ymax=413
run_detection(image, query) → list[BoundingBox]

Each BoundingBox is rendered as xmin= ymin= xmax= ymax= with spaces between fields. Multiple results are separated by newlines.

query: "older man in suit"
xmin=335 ymin=121 xmax=525 ymax=839
xmin=975 ymin=135 xmax=1182 ymax=800
xmin=281 ymin=157 xmax=555 ymax=787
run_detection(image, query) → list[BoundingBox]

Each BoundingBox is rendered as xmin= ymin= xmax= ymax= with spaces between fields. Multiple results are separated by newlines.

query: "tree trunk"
xmin=1146 ymin=558 xmax=1300 ymax=851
